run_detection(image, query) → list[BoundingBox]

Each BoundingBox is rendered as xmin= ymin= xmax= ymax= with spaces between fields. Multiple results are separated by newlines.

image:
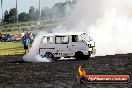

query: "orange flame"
xmin=78 ymin=66 xmax=86 ymax=76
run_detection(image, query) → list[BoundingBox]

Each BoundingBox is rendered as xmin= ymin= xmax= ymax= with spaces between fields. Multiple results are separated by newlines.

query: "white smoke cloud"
xmin=63 ymin=0 xmax=100 ymax=28
xmin=40 ymin=0 xmax=69 ymax=8
xmin=63 ymin=0 xmax=132 ymax=56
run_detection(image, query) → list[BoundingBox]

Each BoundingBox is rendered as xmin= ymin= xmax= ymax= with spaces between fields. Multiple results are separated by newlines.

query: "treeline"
xmin=3 ymin=0 xmax=76 ymax=24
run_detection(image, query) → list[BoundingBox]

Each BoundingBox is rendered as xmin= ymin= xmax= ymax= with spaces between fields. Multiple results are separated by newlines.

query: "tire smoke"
xmin=23 ymin=32 xmax=52 ymax=62
xmin=63 ymin=0 xmax=132 ymax=56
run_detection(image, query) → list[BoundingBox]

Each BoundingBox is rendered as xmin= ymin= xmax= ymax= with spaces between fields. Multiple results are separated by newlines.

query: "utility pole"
xmin=39 ymin=0 xmax=40 ymax=20
xmin=1 ymin=0 xmax=3 ymax=23
xmin=38 ymin=0 xmax=41 ymax=31
xmin=16 ymin=0 xmax=18 ymax=22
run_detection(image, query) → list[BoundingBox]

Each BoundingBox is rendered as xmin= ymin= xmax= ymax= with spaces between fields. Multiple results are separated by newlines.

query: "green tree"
xmin=3 ymin=10 xmax=10 ymax=23
xmin=29 ymin=6 xmax=35 ymax=15
xmin=52 ymin=3 xmax=65 ymax=18
xmin=41 ymin=7 xmax=52 ymax=19
xmin=18 ymin=12 xmax=30 ymax=22
xmin=34 ymin=8 xmax=40 ymax=20
xmin=3 ymin=8 xmax=17 ymax=23
xmin=29 ymin=6 xmax=36 ymax=21
xmin=29 ymin=6 xmax=40 ymax=21
xmin=8 ymin=8 xmax=17 ymax=23
xmin=51 ymin=1 xmax=75 ymax=18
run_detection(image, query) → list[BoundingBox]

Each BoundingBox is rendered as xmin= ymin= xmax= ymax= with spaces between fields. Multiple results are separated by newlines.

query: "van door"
xmin=39 ymin=36 xmax=55 ymax=55
xmin=69 ymin=35 xmax=88 ymax=54
xmin=55 ymin=36 xmax=70 ymax=57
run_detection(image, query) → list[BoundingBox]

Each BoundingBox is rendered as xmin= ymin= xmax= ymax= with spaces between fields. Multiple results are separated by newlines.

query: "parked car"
xmin=1 ymin=34 xmax=12 ymax=42
xmin=11 ymin=34 xmax=22 ymax=41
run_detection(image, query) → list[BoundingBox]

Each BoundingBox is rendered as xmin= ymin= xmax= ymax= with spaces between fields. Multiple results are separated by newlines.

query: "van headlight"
xmin=88 ymin=44 xmax=91 ymax=47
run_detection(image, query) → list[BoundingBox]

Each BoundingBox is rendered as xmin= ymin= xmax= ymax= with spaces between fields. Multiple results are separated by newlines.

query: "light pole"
xmin=1 ymin=0 xmax=3 ymax=23
xmin=39 ymin=0 xmax=40 ymax=20
xmin=16 ymin=0 xmax=18 ymax=22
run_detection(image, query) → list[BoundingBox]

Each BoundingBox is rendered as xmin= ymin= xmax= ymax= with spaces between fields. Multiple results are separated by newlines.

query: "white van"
xmin=39 ymin=32 xmax=96 ymax=60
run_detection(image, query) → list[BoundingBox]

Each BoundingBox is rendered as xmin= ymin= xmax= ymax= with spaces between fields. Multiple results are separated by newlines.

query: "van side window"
xmin=72 ymin=35 xmax=79 ymax=42
xmin=43 ymin=37 xmax=47 ymax=44
xmin=47 ymin=37 xmax=53 ymax=44
xmin=78 ymin=35 xmax=83 ymax=42
xmin=55 ymin=36 xmax=69 ymax=44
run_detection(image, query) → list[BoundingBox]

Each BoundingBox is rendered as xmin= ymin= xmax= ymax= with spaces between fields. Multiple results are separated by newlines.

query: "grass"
xmin=0 ymin=19 xmax=58 ymax=55
xmin=1 ymin=31 xmax=22 ymax=35
xmin=0 ymin=19 xmax=59 ymax=32
xmin=0 ymin=41 xmax=25 ymax=55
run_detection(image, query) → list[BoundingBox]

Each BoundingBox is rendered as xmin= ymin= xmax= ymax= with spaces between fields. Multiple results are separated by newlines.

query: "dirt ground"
xmin=0 ymin=54 xmax=132 ymax=88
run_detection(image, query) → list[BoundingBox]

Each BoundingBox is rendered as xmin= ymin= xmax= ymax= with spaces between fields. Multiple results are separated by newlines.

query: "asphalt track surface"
xmin=0 ymin=54 xmax=132 ymax=88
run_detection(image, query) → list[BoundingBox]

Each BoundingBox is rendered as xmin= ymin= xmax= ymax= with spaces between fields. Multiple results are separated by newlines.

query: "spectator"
xmin=25 ymin=32 xmax=31 ymax=42
xmin=21 ymin=32 xmax=25 ymax=37
xmin=22 ymin=36 xmax=29 ymax=54
xmin=0 ymin=33 xmax=2 ymax=41
xmin=25 ymin=32 xmax=28 ymax=38
xmin=29 ymin=32 xmax=33 ymax=44
xmin=27 ymin=32 xmax=30 ymax=41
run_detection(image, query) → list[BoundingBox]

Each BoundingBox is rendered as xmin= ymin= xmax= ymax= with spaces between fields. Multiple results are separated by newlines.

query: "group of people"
xmin=0 ymin=32 xmax=34 ymax=54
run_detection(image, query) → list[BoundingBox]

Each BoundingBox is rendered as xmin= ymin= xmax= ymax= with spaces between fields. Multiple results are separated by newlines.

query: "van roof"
xmin=43 ymin=32 xmax=88 ymax=36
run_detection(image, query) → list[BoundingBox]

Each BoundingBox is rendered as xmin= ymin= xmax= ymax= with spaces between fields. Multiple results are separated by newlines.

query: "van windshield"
xmin=81 ymin=33 xmax=93 ymax=42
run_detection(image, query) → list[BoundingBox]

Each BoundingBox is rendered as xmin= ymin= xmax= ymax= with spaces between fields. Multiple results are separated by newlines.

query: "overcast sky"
xmin=0 ymin=0 xmax=67 ymax=19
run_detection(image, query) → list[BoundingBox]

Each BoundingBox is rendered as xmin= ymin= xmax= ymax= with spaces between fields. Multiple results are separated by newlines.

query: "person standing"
xmin=29 ymin=32 xmax=33 ymax=44
xmin=0 ymin=33 xmax=2 ymax=41
xmin=21 ymin=32 xmax=25 ymax=37
xmin=22 ymin=36 xmax=29 ymax=54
